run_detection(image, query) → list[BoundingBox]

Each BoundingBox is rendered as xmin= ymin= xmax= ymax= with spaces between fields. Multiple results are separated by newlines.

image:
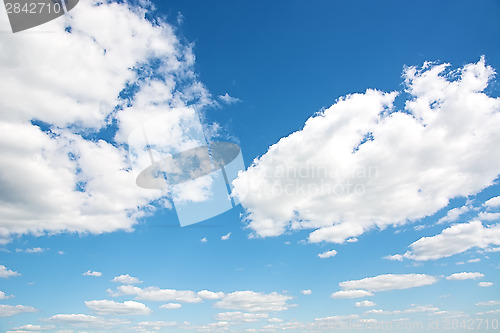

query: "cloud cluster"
xmin=0 ymin=0 xmax=214 ymax=244
xmin=331 ymin=274 xmax=437 ymax=298
xmin=233 ymin=58 xmax=500 ymax=243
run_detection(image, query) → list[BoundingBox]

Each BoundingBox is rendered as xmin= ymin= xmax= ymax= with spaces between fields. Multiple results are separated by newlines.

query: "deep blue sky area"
xmin=157 ymin=0 xmax=500 ymax=160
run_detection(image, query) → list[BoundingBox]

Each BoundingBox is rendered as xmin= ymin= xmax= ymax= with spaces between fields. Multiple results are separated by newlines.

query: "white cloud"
xmin=133 ymin=321 xmax=178 ymax=331
xmin=446 ymin=272 xmax=484 ymax=280
xmin=0 ymin=0 xmax=214 ymax=244
xmin=478 ymin=282 xmax=493 ymax=287
xmin=43 ymin=314 xmax=130 ymax=328
xmin=0 ymin=291 xmax=13 ymax=299
xmin=15 ymin=247 xmax=45 ymax=254
xmin=317 ymin=249 xmax=337 ymax=259
xmin=0 ymin=304 xmax=37 ymax=317
xmin=330 ymin=290 xmax=374 ymax=299
xmin=366 ymin=305 xmax=439 ymax=315
xmin=355 ymin=300 xmax=376 ymax=307
xmin=232 ymin=58 xmax=500 ymax=243
xmin=82 ymin=270 xmax=102 ymax=277
xmin=476 ymin=300 xmax=500 ymax=306
xmin=221 ymin=232 xmax=231 ymax=241
xmin=0 ymin=265 xmax=19 ymax=278
xmin=339 ymin=274 xmax=438 ymax=292
xmin=109 ymin=285 xmax=203 ymax=303
xmin=85 ymin=300 xmax=151 ymax=315
xmin=7 ymin=324 xmax=54 ymax=332
xmin=218 ymin=93 xmax=241 ymax=104
xmin=484 ymin=196 xmax=500 ymax=208
xmin=403 ymin=221 xmax=500 ymax=260
xmin=301 ymin=290 xmax=312 ymax=295
xmin=478 ymin=212 xmax=500 ymax=221
xmin=198 ymin=290 xmax=224 ymax=300
xmin=438 ymin=206 xmax=470 ymax=224
xmin=215 ymin=291 xmax=293 ymax=312
xmin=215 ymin=312 xmax=269 ymax=323
xmin=159 ymin=303 xmax=182 ymax=310
xmin=384 ymin=254 xmax=403 ymax=261
xmin=201 ymin=237 xmax=208 ymax=243
xmin=112 ymin=274 xmax=142 ymax=285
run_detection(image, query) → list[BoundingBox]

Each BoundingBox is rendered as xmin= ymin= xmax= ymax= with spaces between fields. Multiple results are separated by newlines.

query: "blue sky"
xmin=1 ymin=1 xmax=500 ymax=332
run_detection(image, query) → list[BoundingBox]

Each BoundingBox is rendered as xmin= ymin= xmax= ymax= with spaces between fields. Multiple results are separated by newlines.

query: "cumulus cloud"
xmin=198 ymin=290 xmax=224 ymax=300
xmin=355 ymin=300 xmax=376 ymax=307
xmin=437 ymin=206 xmax=470 ymax=224
xmin=301 ymin=290 xmax=312 ymax=295
xmin=338 ymin=274 xmax=438 ymax=292
xmin=214 ymin=291 xmax=293 ymax=312
xmin=317 ymin=249 xmax=337 ymax=259
xmin=215 ymin=312 xmax=268 ymax=323
xmin=0 ymin=0 xmax=214 ymax=244
xmin=366 ymin=305 xmax=439 ymax=315
xmin=218 ymin=93 xmax=241 ymax=104
xmin=232 ymin=58 xmax=500 ymax=243
xmin=109 ymin=285 xmax=203 ymax=303
xmin=7 ymin=324 xmax=54 ymax=332
xmin=82 ymin=270 xmax=102 ymax=277
xmin=221 ymin=232 xmax=231 ymax=241
xmin=112 ymin=274 xmax=142 ymax=285
xmin=0 ymin=265 xmax=19 ymax=278
xmin=0 ymin=304 xmax=37 ymax=317
xmin=402 ymin=221 xmax=500 ymax=261
xmin=330 ymin=290 xmax=374 ymax=299
xmin=478 ymin=282 xmax=493 ymax=287
xmin=43 ymin=314 xmax=130 ymax=328
xmin=85 ymin=300 xmax=151 ymax=315
xmin=476 ymin=300 xmax=500 ymax=306
xmin=0 ymin=291 xmax=13 ymax=299
xmin=159 ymin=303 xmax=182 ymax=310
xmin=446 ymin=272 xmax=484 ymax=280
xmin=484 ymin=196 xmax=500 ymax=208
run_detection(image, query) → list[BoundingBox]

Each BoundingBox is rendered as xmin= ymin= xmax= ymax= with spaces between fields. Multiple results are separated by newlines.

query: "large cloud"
xmin=233 ymin=58 xmax=500 ymax=242
xmin=0 ymin=0 xmax=213 ymax=244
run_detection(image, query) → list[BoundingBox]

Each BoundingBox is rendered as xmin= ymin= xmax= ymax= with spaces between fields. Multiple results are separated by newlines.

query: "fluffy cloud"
xmin=0 ymin=0 xmax=213 ymax=244
xmin=478 ymin=282 xmax=493 ymax=287
xmin=82 ymin=270 xmax=102 ymax=277
xmin=198 ymin=290 xmax=224 ymax=300
xmin=15 ymin=248 xmax=45 ymax=254
xmin=215 ymin=312 xmax=269 ymax=323
xmin=301 ymin=290 xmax=312 ymax=295
xmin=112 ymin=274 xmax=142 ymax=285
xmin=221 ymin=232 xmax=231 ymax=241
xmin=232 ymin=58 xmax=500 ymax=243
xmin=43 ymin=314 xmax=130 ymax=328
xmin=438 ymin=206 xmax=470 ymax=224
xmin=214 ymin=291 xmax=293 ymax=313
xmin=159 ymin=303 xmax=182 ymax=310
xmin=330 ymin=290 xmax=374 ymax=299
xmin=366 ymin=305 xmax=439 ymax=315
xmin=0 ymin=265 xmax=19 ymax=278
xmin=402 ymin=221 xmax=500 ymax=261
xmin=355 ymin=301 xmax=376 ymax=307
xmin=484 ymin=196 xmax=500 ymax=208
xmin=218 ymin=93 xmax=241 ymax=104
xmin=109 ymin=285 xmax=203 ymax=303
xmin=476 ymin=300 xmax=500 ymax=306
xmin=0 ymin=291 xmax=13 ymax=299
xmin=6 ymin=324 xmax=54 ymax=332
xmin=317 ymin=249 xmax=337 ymax=259
xmin=85 ymin=300 xmax=151 ymax=315
xmin=446 ymin=272 xmax=484 ymax=280
xmin=338 ymin=274 xmax=438 ymax=292
xmin=0 ymin=304 xmax=37 ymax=317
